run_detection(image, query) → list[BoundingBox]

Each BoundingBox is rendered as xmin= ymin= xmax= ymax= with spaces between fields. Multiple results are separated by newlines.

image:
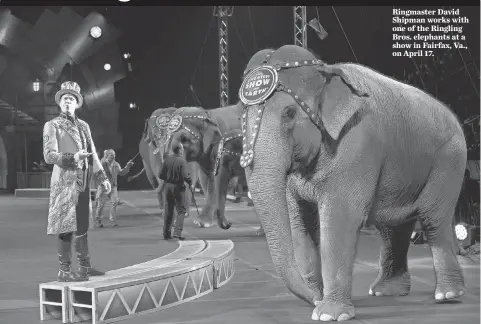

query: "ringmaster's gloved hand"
xmin=74 ymin=149 xmax=92 ymax=162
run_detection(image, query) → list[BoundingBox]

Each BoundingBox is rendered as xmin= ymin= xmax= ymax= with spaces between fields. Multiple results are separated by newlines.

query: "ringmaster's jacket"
xmin=43 ymin=113 xmax=108 ymax=235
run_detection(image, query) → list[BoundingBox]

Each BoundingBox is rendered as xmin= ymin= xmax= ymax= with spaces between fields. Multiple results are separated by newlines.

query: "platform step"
xmin=39 ymin=239 xmax=235 ymax=324
xmin=39 ymin=240 xmax=206 ymax=323
xmin=15 ymin=188 xmax=51 ymax=198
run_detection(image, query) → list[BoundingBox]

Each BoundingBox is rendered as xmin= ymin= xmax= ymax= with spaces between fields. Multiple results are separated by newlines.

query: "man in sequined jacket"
xmin=43 ymin=81 xmax=112 ymax=282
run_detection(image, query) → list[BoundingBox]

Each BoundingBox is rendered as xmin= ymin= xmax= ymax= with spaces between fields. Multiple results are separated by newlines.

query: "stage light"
xmin=123 ymin=52 xmax=131 ymax=59
xmin=129 ymin=102 xmax=137 ymax=109
xmin=410 ymin=230 xmax=425 ymax=244
xmin=455 ymin=222 xmax=476 ymax=249
xmin=455 ymin=223 xmax=468 ymax=240
xmin=90 ymin=26 xmax=102 ymax=39
xmin=33 ymin=79 xmax=40 ymax=92
xmin=104 ymin=63 xmax=111 ymax=71
xmin=410 ymin=220 xmax=426 ymax=244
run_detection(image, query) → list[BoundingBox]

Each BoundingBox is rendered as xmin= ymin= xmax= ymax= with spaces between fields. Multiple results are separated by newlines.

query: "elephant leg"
xmin=215 ymin=166 xmax=232 ymax=230
xmin=369 ymin=219 xmax=416 ymax=296
xmin=312 ymin=195 xmax=361 ymax=322
xmin=417 ymin=139 xmax=466 ymax=301
xmin=155 ymin=181 xmax=165 ymax=218
xmin=143 ymin=158 xmax=159 ymax=190
xmin=187 ymin=162 xmax=200 ymax=208
xmin=183 ymin=182 xmax=192 ymax=219
xmin=193 ymin=170 xmax=216 ymax=228
xmin=286 ymin=180 xmax=322 ymax=304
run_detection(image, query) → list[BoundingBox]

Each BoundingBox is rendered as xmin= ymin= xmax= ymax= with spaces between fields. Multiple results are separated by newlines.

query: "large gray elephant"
xmin=137 ymin=107 xmax=200 ymax=216
xmin=166 ymin=105 xmax=244 ymax=229
xmin=239 ymin=45 xmax=467 ymax=321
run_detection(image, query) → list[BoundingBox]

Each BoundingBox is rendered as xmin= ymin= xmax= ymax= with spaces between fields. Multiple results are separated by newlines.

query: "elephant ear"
xmin=317 ymin=65 xmax=369 ymax=141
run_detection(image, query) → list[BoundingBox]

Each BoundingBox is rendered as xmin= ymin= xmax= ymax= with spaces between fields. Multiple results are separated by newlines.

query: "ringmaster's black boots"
xmin=74 ymin=233 xmax=105 ymax=280
xmin=57 ymin=233 xmax=84 ymax=282
xmin=57 ymin=233 xmax=105 ymax=282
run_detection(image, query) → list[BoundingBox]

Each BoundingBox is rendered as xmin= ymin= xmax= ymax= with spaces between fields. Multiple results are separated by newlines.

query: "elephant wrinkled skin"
xmin=138 ymin=107 xmax=199 ymax=217
xmin=241 ymin=45 xmax=467 ymax=321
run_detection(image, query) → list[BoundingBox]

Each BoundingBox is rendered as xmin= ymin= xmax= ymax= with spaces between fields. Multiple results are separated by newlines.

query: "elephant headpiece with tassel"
xmin=144 ymin=112 xmax=174 ymax=155
xmin=238 ymin=45 xmax=369 ymax=168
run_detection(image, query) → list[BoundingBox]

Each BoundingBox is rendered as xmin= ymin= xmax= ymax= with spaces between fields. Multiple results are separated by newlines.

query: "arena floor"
xmin=0 ymin=190 xmax=479 ymax=324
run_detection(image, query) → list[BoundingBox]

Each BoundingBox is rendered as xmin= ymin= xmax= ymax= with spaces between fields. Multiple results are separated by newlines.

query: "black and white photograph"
xmin=0 ymin=4 xmax=479 ymax=324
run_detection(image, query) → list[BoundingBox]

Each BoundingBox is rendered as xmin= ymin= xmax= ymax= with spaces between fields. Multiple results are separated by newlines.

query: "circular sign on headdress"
xmin=156 ymin=114 xmax=171 ymax=128
xmin=168 ymin=115 xmax=183 ymax=133
xmin=239 ymin=65 xmax=278 ymax=106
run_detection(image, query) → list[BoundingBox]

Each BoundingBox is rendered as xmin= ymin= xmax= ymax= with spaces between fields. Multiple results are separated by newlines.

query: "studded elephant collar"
xmin=213 ymin=129 xmax=243 ymax=176
xmin=238 ymin=49 xmax=368 ymax=168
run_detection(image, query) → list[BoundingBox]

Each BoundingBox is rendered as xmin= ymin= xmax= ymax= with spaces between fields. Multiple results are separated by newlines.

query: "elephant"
xmin=166 ymin=104 xmax=248 ymax=229
xmin=213 ymin=128 xmax=264 ymax=235
xmin=138 ymin=107 xmax=200 ymax=217
xmin=239 ymin=45 xmax=467 ymax=321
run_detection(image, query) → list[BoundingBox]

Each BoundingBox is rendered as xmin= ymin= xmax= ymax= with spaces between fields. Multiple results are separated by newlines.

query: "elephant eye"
xmin=282 ymin=106 xmax=297 ymax=119
xmin=181 ymin=135 xmax=188 ymax=143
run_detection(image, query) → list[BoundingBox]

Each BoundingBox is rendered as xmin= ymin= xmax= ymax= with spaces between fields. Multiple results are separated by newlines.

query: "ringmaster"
xmin=158 ymin=143 xmax=192 ymax=240
xmin=43 ymin=81 xmax=112 ymax=282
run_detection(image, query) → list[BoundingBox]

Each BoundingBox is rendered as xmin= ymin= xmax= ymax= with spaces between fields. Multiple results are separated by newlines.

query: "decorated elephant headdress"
xmin=166 ymin=107 xmax=222 ymax=157
xmin=144 ymin=112 xmax=175 ymax=156
xmin=238 ymin=45 xmax=369 ymax=168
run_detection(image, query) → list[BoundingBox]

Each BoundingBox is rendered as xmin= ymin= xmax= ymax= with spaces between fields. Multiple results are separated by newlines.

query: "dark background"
xmin=7 ymin=5 xmax=480 ymax=188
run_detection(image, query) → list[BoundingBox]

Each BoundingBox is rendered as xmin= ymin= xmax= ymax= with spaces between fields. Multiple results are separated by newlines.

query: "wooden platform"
xmin=39 ymin=240 xmax=235 ymax=324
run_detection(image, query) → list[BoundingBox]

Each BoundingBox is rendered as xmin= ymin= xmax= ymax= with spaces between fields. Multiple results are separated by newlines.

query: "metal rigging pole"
xmin=293 ymin=6 xmax=307 ymax=48
xmin=214 ymin=6 xmax=234 ymax=107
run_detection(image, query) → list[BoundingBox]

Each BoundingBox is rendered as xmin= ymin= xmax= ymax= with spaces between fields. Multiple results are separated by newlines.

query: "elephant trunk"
xmin=247 ymin=154 xmax=316 ymax=306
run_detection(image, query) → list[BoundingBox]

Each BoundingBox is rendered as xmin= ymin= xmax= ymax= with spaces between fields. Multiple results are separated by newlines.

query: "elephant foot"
xmin=192 ymin=218 xmax=205 ymax=228
xmin=434 ymin=283 xmax=466 ymax=301
xmin=369 ymin=271 xmax=411 ymax=296
xmin=216 ymin=214 xmax=232 ymax=230
xmin=311 ymin=300 xmax=355 ymax=322
xmin=217 ymin=219 xmax=232 ymax=230
xmin=313 ymin=292 xmax=323 ymax=306
xmin=193 ymin=217 xmax=216 ymax=228
xmin=256 ymin=227 xmax=265 ymax=236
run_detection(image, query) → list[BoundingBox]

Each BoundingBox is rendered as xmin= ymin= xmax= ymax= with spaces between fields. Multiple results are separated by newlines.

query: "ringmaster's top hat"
xmin=55 ymin=81 xmax=83 ymax=108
